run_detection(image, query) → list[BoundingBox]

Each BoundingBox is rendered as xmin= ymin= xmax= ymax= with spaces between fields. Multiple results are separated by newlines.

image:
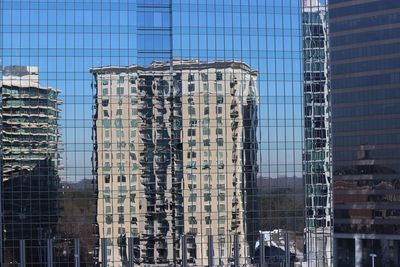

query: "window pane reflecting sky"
xmin=2 ymin=0 xmax=302 ymax=179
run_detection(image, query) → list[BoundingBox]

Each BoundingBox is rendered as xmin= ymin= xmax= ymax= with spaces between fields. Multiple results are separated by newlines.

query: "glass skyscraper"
xmin=0 ymin=0 xmax=305 ymax=266
xmin=329 ymin=0 xmax=400 ymax=266
xmin=303 ymin=0 xmax=332 ymax=266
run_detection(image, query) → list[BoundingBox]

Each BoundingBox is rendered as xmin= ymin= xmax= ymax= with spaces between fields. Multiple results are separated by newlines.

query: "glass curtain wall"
xmin=302 ymin=0 xmax=332 ymax=266
xmin=330 ymin=0 xmax=400 ymax=266
xmin=0 ymin=0 xmax=304 ymax=266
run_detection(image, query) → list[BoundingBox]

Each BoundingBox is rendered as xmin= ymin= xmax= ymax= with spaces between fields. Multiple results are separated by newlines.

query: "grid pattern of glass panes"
xmin=303 ymin=0 xmax=332 ymax=266
xmin=0 ymin=0 xmax=309 ymax=266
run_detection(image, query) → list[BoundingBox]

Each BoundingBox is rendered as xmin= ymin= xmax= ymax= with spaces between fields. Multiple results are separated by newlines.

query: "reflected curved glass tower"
xmin=302 ymin=0 xmax=332 ymax=266
xmin=1 ymin=66 xmax=62 ymax=265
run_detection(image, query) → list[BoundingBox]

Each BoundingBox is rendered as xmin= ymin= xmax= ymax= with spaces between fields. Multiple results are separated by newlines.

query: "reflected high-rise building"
xmin=0 ymin=66 xmax=62 ymax=265
xmin=302 ymin=0 xmax=332 ymax=266
xmin=91 ymin=59 xmax=258 ymax=266
xmin=1 ymin=66 xmax=61 ymax=178
xmin=329 ymin=1 xmax=400 ymax=266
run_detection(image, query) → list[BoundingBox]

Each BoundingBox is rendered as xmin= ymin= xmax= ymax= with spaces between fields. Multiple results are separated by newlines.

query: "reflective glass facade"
xmin=1 ymin=66 xmax=61 ymax=265
xmin=0 ymin=0 xmax=305 ymax=266
xmin=330 ymin=0 xmax=400 ymax=266
xmin=303 ymin=0 xmax=332 ymax=266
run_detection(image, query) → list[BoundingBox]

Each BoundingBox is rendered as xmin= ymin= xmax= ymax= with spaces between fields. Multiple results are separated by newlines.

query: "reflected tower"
xmin=302 ymin=0 xmax=332 ymax=266
xmin=1 ymin=66 xmax=62 ymax=266
xmin=91 ymin=59 xmax=258 ymax=266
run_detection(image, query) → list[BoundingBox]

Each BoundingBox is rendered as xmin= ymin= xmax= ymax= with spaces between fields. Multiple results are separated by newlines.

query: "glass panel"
xmin=0 ymin=0 xmax=309 ymax=266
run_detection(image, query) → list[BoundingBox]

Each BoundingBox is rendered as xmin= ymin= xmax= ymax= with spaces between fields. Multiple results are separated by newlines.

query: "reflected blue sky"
xmin=1 ymin=0 xmax=303 ymax=180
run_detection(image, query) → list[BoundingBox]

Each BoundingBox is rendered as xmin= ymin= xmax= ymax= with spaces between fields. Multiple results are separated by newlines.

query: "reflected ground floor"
xmin=334 ymin=234 xmax=400 ymax=267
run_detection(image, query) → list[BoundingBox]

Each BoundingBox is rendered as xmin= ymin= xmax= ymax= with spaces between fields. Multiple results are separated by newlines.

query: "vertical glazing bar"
xmin=0 ymin=55 xmax=3 ymax=267
xmin=74 ymin=238 xmax=80 ymax=267
xmin=19 ymin=240 xmax=26 ymax=267
xmin=128 ymin=237 xmax=134 ymax=267
xmin=208 ymin=235 xmax=213 ymax=267
xmin=101 ymin=238 xmax=107 ymax=267
xmin=47 ymin=239 xmax=53 ymax=267
xmin=259 ymin=232 xmax=265 ymax=267
xmin=234 ymin=234 xmax=239 ymax=267
xmin=284 ymin=233 xmax=290 ymax=267
xmin=181 ymin=235 xmax=187 ymax=267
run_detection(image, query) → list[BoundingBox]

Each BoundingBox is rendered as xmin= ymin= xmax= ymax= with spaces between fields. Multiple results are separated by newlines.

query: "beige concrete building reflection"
xmin=90 ymin=59 xmax=258 ymax=266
